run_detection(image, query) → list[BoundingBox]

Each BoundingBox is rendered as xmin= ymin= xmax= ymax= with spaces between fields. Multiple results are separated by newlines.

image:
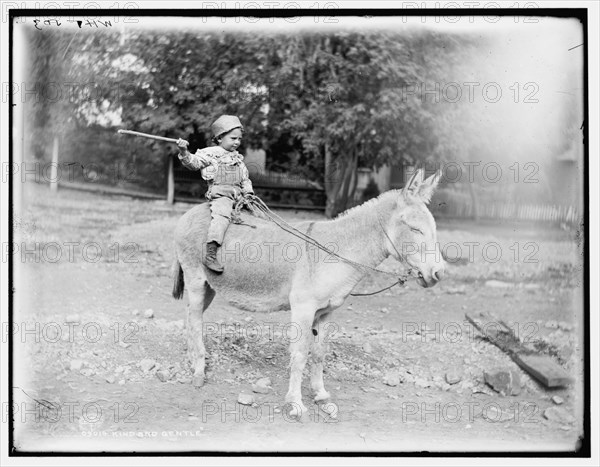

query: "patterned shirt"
xmin=178 ymin=146 xmax=253 ymax=194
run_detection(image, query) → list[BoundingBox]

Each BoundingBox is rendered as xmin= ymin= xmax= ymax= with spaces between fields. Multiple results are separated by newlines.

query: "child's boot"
xmin=204 ymin=241 xmax=224 ymax=273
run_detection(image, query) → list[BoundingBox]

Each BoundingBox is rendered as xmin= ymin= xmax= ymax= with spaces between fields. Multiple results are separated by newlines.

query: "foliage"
xmin=27 ymin=27 xmax=476 ymax=213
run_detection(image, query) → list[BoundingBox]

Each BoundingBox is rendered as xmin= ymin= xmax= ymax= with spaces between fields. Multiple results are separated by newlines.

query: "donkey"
xmin=172 ymin=169 xmax=444 ymax=417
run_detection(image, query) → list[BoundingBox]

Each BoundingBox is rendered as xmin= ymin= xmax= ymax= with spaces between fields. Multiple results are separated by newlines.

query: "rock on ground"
xmin=445 ymin=369 xmax=463 ymax=385
xmin=70 ymin=360 xmax=84 ymax=371
xmin=252 ymin=377 xmax=271 ymax=394
xmin=139 ymin=359 xmax=157 ymax=372
xmin=383 ymin=371 xmax=401 ymax=387
xmin=484 ymin=368 xmax=522 ymax=396
xmin=237 ymin=393 xmax=255 ymax=405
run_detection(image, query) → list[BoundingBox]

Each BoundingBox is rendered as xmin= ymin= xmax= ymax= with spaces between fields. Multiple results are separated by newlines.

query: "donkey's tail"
xmin=172 ymin=259 xmax=185 ymax=299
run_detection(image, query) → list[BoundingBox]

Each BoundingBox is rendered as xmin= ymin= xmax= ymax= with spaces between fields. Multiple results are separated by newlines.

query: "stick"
xmin=117 ymin=129 xmax=179 ymax=143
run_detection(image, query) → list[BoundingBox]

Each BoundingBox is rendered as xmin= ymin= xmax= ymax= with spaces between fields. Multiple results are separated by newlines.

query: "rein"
xmin=238 ymin=195 xmax=413 ymax=296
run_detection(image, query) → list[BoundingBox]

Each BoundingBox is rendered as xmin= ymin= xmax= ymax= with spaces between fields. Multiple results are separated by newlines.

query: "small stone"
xmin=543 ymin=407 xmax=575 ymax=424
xmin=445 ymin=369 xmax=462 ymax=385
xmin=156 ymin=370 xmax=170 ymax=382
xmin=445 ymin=286 xmax=466 ymax=295
xmin=551 ymin=395 xmax=564 ymax=405
xmin=484 ymin=368 xmax=522 ymax=396
xmin=252 ymin=377 xmax=271 ymax=394
xmin=237 ymin=393 xmax=255 ymax=406
xmin=139 ymin=359 xmax=156 ymax=372
xmin=118 ymin=379 xmax=126 ymax=385
xmin=415 ymin=378 xmax=431 ymax=388
xmin=65 ymin=314 xmax=81 ymax=324
xmin=244 ymin=316 xmax=252 ymax=322
xmin=132 ymin=309 xmax=139 ymax=316
xmin=380 ymin=307 xmax=389 ymax=314
xmin=80 ymin=368 xmax=95 ymax=377
xmin=105 ymin=375 xmax=116 ymax=384
xmin=178 ymin=377 xmax=193 ymax=384
xmin=485 ymin=280 xmax=513 ymax=288
xmin=383 ymin=371 xmax=401 ymax=387
xmin=119 ymin=342 xmax=131 ymax=349
xmin=362 ymin=342 xmax=373 ymax=353
xmin=143 ymin=309 xmax=154 ymax=319
xmin=115 ymin=365 xmax=125 ymax=374
xmin=558 ymin=322 xmax=573 ymax=332
xmin=70 ymin=360 xmax=84 ymax=371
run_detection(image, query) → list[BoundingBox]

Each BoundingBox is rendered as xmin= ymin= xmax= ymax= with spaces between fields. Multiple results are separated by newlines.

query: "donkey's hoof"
xmin=313 ymin=390 xmax=331 ymax=402
xmin=287 ymin=402 xmax=308 ymax=419
xmin=192 ymin=375 xmax=205 ymax=388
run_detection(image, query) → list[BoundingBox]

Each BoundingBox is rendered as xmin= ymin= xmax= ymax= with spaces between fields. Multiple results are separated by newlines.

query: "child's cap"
xmin=211 ymin=115 xmax=243 ymax=138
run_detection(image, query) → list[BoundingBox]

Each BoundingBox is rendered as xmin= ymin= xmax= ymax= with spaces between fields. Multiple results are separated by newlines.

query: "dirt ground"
xmin=11 ymin=184 xmax=586 ymax=453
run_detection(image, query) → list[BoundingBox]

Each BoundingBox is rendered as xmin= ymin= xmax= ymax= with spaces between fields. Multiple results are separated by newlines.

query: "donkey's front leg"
xmin=311 ymin=312 xmax=331 ymax=403
xmin=285 ymin=303 xmax=315 ymax=418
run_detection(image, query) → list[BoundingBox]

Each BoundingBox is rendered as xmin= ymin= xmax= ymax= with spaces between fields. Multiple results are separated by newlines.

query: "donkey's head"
xmin=385 ymin=169 xmax=445 ymax=288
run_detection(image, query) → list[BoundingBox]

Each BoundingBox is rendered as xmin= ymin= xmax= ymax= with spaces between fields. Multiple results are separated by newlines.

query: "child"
xmin=176 ymin=115 xmax=254 ymax=273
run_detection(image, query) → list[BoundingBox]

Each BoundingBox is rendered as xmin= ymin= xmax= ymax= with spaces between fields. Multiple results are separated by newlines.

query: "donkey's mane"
xmin=333 ymin=190 xmax=401 ymax=221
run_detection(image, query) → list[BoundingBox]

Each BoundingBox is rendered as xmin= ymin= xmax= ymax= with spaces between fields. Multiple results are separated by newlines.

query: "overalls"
xmin=206 ymin=162 xmax=246 ymax=245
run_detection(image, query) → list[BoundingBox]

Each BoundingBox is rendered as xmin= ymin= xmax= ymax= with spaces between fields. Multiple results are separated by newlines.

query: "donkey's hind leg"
xmin=311 ymin=311 xmax=332 ymax=402
xmin=185 ymin=269 xmax=213 ymax=387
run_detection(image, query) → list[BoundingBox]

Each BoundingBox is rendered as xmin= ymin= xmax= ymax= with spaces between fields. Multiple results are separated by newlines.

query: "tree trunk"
xmin=166 ymin=154 xmax=174 ymax=204
xmin=467 ymin=178 xmax=479 ymax=220
xmin=324 ymin=145 xmax=359 ymax=218
xmin=50 ymin=136 xmax=59 ymax=192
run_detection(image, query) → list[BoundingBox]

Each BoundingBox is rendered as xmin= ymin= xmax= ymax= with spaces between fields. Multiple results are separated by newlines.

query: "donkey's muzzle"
xmin=417 ymin=265 xmax=445 ymax=288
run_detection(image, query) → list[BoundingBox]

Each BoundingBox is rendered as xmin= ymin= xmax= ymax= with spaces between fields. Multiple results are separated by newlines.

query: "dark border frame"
xmin=7 ymin=6 xmax=591 ymax=458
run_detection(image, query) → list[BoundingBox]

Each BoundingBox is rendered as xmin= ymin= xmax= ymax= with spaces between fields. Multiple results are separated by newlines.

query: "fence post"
xmin=167 ymin=154 xmax=175 ymax=204
xmin=50 ymin=136 xmax=59 ymax=192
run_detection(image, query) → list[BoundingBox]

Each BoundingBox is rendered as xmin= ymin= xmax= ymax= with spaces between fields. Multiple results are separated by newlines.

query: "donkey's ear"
xmin=402 ymin=169 xmax=425 ymax=198
xmin=416 ymin=170 xmax=442 ymax=204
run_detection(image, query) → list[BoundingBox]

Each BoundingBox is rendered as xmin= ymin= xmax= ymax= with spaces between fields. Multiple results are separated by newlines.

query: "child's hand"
xmin=176 ymin=138 xmax=189 ymax=154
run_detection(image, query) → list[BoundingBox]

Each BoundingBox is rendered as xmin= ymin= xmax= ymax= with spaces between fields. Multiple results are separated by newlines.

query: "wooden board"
xmin=465 ymin=311 xmax=573 ymax=388
xmin=514 ymin=354 xmax=573 ymax=388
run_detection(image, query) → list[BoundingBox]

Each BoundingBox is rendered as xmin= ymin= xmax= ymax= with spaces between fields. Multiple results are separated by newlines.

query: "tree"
xmin=27 ymin=27 xmax=474 ymax=212
xmin=271 ymin=30 xmax=468 ymax=217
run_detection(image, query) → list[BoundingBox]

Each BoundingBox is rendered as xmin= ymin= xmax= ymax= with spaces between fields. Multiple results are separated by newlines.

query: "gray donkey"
xmin=172 ymin=168 xmax=445 ymax=417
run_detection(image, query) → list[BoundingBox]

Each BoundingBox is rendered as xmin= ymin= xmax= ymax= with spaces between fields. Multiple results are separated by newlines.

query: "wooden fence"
xmin=40 ymin=154 xmax=580 ymax=224
xmin=435 ymin=200 xmax=580 ymax=225
xmin=173 ymin=165 xmax=326 ymax=210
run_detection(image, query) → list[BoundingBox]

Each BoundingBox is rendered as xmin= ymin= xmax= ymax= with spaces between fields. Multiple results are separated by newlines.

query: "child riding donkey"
xmin=176 ymin=115 xmax=254 ymax=273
